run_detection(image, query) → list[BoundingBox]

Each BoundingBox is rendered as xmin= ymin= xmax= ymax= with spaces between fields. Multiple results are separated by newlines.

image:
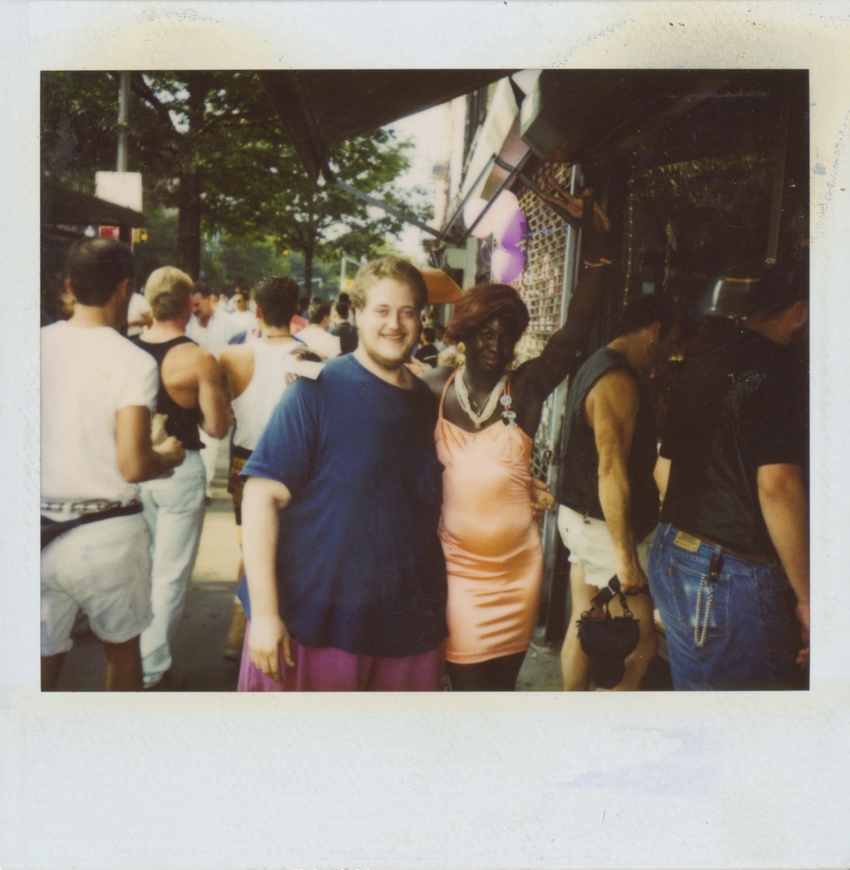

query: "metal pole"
xmin=541 ymin=167 xmax=583 ymax=639
xmin=334 ymin=180 xmax=440 ymax=236
xmin=438 ymin=153 xmax=498 ymax=242
xmin=457 ymin=151 xmax=533 ymax=245
xmin=765 ymin=93 xmax=791 ymax=265
xmin=116 ymin=71 xmax=130 ymax=172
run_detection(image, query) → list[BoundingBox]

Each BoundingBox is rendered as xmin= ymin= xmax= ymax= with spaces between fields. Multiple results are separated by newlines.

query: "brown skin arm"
xmin=242 ymin=476 xmax=294 ymax=681
xmin=115 ymin=405 xmax=185 ymax=483
xmin=512 ymin=262 xmax=609 ymax=424
xmin=758 ymin=462 xmax=810 ymax=665
xmin=586 ymin=370 xmax=647 ymax=593
xmin=511 ymin=187 xmax=611 ymax=432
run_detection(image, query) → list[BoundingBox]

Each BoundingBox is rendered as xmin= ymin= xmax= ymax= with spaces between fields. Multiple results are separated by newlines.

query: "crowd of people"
xmin=40 ymin=179 xmax=810 ymax=694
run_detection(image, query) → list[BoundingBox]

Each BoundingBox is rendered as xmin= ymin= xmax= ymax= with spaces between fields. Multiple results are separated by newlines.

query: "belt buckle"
xmin=73 ymin=499 xmax=110 ymax=515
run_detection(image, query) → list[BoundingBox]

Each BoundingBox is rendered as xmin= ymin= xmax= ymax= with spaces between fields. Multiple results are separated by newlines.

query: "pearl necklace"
xmin=453 ymin=367 xmax=507 ymax=429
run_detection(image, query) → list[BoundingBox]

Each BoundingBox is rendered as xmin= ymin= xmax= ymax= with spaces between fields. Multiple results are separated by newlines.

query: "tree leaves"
xmin=42 ymin=71 xmax=430 ymax=281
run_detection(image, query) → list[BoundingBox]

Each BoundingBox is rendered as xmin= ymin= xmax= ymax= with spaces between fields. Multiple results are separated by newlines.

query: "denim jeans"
xmin=139 ymin=450 xmax=206 ymax=687
xmin=648 ymin=523 xmax=803 ymax=690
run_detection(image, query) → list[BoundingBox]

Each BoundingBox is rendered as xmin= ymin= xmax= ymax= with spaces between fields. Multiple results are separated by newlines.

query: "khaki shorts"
xmin=557 ymin=504 xmax=655 ymax=589
xmin=229 ymin=447 xmax=252 ymax=525
xmin=41 ymin=513 xmax=152 ymax=656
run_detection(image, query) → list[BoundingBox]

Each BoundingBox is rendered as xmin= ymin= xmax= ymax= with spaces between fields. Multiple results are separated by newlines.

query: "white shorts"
xmin=557 ymin=504 xmax=655 ymax=589
xmin=41 ymin=513 xmax=153 ymax=656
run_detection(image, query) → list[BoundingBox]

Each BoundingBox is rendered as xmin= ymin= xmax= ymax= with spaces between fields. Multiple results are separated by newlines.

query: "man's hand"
xmin=541 ymin=179 xmax=611 ymax=232
xmin=618 ymin=556 xmax=649 ymax=595
xmin=248 ymin=613 xmax=293 ymax=683
xmin=795 ymin=601 xmax=810 ymax=667
xmin=405 ymin=359 xmax=429 ymax=377
xmin=530 ymin=478 xmax=555 ymax=518
xmin=154 ymin=435 xmax=185 ymax=470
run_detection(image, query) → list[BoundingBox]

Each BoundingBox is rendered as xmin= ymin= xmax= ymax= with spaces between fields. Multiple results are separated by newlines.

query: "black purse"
xmin=577 ymin=576 xmax=640 ymax=689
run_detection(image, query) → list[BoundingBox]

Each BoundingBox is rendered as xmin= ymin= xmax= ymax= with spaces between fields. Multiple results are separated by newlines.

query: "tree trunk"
xmin=303 ymin=245 xmax=315 ymax=299
xmin=177 ymin=173 xmax=202 ymax=280
xmin=175 ymin=76 xmax=211 ymax=281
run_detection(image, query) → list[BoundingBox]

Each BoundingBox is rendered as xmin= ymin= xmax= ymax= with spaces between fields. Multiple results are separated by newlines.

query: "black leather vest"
xmin=556 ymin=347 xmax=659 ymax=540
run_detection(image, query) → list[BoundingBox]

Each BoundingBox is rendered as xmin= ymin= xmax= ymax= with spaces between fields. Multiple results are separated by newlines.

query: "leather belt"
xmin=40 ymin=497 xmax=142 ymax=516
xmin=675 ymin=526 xmax=776 ymax=567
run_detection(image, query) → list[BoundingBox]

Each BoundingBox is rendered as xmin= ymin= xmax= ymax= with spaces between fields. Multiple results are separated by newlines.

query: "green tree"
xmin=42 ymin=71 xmax=431 ymax=283
xmin=42 ymin=71 xmax=282 ymax=277
xmin=126 ymin=71 xmax=281 ymax=278
xmin=242 ymin=129 xmax=432 ymax=292
xmin=41 ymin=71 xmax=120 ymax=193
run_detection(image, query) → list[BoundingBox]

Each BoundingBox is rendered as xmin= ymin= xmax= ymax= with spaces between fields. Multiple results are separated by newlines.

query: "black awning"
xmin=260 ymin=69 xmax=512 ymax=183
xmin=41 ymin=179 xmax=146 ymax=229
xmin=520 ymin=69 xmax=806 ymax=168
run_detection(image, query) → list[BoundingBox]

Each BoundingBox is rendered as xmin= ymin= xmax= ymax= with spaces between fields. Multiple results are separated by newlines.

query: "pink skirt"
xmin=237 ymin=622 xmax=446 ymax=691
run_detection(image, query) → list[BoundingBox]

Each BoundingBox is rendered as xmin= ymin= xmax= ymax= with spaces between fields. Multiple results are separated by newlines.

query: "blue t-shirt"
xmin=239 ymin=354 xmax=448 ymax=658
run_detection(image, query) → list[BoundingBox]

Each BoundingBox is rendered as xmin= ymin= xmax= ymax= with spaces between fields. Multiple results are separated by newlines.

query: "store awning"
xmin=259 ymin=70 xmax=512 ymax=183
xmin=519 ymin=69 xmax=805 ymax=166
xmin=420 ymin=266 xmax=462 ymax=304
xmin=41 ymin=178 xmax=146 ymax=229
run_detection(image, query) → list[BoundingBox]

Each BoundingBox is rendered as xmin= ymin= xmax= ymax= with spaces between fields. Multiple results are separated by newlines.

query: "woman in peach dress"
xmin=422 ymin=182 xmax=610 ymax=690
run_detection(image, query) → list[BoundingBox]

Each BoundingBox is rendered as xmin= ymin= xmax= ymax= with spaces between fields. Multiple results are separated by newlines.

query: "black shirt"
xmin=659 ymin=326 xmax=806 ymax=557
xmin=131 ymin=335 xmax=204 ymax=451
xmin=414 ymin=344 xmax=439 ymax=368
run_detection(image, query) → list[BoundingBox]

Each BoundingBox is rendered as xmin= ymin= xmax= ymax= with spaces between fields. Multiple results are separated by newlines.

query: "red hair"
xmin=445 ymin=283 xmax=530 ymax=347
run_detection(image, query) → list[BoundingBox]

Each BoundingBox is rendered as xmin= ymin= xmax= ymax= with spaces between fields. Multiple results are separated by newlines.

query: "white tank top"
xmin=231 ymin=337 xmax=303 ymax=451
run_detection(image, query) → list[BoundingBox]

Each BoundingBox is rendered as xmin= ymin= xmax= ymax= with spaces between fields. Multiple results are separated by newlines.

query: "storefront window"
xmin=625 ymin=152 xmax=775 ymax=316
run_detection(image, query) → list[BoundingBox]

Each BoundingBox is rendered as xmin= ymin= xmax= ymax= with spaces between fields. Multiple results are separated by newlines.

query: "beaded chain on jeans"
xmin=694 ymin=545 xmax=725 ymax=648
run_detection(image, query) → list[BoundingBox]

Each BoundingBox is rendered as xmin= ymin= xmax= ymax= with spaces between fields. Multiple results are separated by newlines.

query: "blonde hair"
xmin=349 ymin=257 xmax=427 ymax=312
xmin=144 ymin=266 xmax=194 ymax=321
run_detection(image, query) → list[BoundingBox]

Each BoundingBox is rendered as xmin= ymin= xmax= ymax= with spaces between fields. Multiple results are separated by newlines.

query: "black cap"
xmin=702 ymin=249 xmax=809 ymax=319
xmin=748 ymin=249 xmax=809 ymax=316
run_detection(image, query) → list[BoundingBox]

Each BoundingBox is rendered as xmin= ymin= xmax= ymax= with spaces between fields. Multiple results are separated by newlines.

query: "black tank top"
xmin=131 ymin=335 xmax=204 ymax=451
xmin=555 ymin=347 xmax=659 ymax=540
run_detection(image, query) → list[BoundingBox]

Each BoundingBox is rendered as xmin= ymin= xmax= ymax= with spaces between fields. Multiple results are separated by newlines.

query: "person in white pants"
xmin=132 ymin=268 xmax=229 ymax=689
xmin=41 ymin=238 xmax=185 ymax=691
xmin=186 ymin=281 xmax=238 ymax=498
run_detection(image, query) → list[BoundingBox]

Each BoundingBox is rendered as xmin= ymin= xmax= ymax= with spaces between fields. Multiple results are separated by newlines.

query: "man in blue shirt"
xmin=238 ymin=257 xmax=448 ymax=691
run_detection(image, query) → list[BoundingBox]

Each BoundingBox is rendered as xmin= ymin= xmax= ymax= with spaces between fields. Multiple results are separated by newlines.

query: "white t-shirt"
xmin=186 ymin=308 xmax=239 ymax=357
xmin=296 ymin=323 xmax=341 ymax=359
xmin=230 ymin=309 xmax=258 ymax=334
xmin=231 ymin=337 xmax=303 ymax=451
xmin=41 ymin=321 xmax=158 ymax=503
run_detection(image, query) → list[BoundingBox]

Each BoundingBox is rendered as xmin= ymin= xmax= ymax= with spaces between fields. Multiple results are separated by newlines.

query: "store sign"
xmin=95 ymin=171 xmax=143 ymax=213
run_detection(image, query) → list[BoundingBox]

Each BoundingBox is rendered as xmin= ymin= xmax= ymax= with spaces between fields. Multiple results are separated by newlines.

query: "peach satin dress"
xmin=436 ymin=372 xmax=543 ymax=664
